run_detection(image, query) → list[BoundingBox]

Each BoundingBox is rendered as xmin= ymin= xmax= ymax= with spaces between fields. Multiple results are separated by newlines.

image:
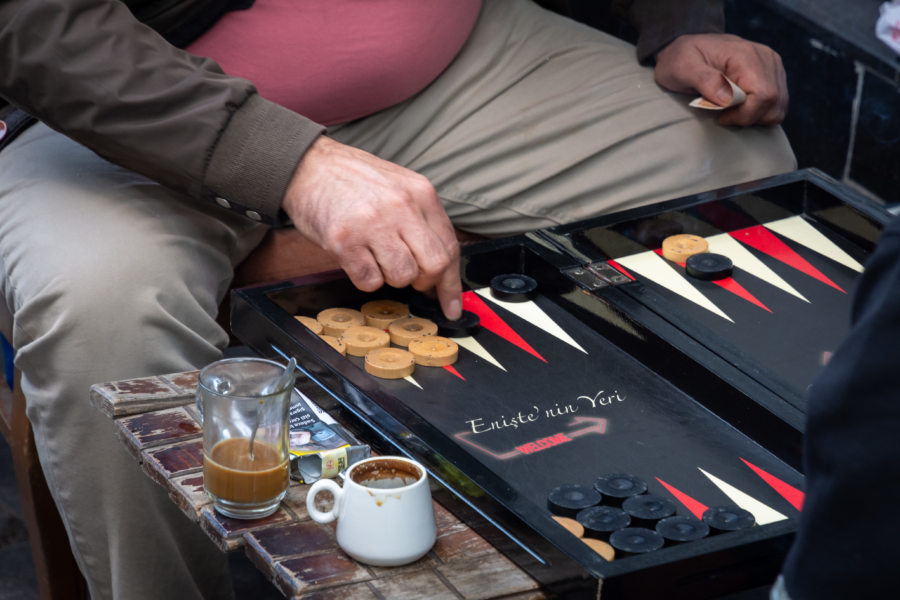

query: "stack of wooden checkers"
xmin=546 ymin=472 xmax=751 ymax=561
xmin=294 ymin=299 xmax=460 ymax=379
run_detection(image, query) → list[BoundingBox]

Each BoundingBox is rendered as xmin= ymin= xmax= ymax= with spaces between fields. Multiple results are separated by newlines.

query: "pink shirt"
xmin=187 ymin=0 xmax=482 ymax=125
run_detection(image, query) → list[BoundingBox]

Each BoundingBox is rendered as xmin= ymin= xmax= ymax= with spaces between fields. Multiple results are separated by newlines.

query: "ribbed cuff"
xmin=204 ymin=93 xmax=325 ymax=222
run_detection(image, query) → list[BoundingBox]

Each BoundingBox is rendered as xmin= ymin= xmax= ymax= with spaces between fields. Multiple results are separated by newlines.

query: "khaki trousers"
xmin=0 ymin=1 xmax=794 ymax=598
xmin=0 ymin=123 xmax=262 ymax=600
xmin=331 ymin=0 xmax=796 ymax=236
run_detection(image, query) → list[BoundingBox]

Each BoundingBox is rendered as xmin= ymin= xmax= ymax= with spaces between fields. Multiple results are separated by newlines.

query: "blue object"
xmin=1 ymin=334 xmax=12 ymax=390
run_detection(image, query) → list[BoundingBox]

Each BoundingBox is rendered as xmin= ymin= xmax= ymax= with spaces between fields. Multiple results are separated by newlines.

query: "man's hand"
xmin=282 ymin=136 xmax=462 ymax=320
xmin=654 ymin=33 xmax=788 ymax=127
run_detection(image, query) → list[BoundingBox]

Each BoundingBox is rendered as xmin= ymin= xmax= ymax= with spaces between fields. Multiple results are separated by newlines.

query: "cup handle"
xmin=306 ymin=478 xmax=343 ymax=523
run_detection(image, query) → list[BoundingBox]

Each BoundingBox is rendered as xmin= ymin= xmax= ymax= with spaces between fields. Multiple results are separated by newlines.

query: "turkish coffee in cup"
xmin=306 ymin=456 xmax=436 ymax=566
xmin=349 ymin=457 xmax=422 ymax=489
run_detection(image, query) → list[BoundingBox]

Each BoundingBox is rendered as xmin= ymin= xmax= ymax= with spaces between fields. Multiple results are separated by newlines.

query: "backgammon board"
xmin=231 ymin=169 xmax=890 ymax=598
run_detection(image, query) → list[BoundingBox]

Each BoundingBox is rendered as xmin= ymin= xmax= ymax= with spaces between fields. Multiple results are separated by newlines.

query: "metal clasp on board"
xmin=564 ymin=262 xmax=630 ymax=290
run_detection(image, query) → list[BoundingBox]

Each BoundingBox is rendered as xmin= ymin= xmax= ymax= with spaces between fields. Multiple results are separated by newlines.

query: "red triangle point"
xmin=713 ymin=277 xmax=772 ymax=312
xmin=443 ymin=365 xmax=465 ymax=380
xmin=730 ymin=225 xmax=844 ymax=293
xmin=740 ymin=458 xmax=805 ymax=511
xmin=656 ymin=477 xmax=709 ymax=520
xmin=462 ymin=291 xmax=546 ymax=362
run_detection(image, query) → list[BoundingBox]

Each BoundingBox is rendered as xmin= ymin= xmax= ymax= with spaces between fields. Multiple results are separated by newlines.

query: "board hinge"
xmin=563 ymin=262 xmax=630 ymax=290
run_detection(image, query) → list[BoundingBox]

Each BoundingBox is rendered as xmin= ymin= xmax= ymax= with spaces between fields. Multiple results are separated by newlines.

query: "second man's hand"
xmin=655 ymin=33 xmax=788 ymax=127
xmin=282 ymin=135 xmax=463 ymax=320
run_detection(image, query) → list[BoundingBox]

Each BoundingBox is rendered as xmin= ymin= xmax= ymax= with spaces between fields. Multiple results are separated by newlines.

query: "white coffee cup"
xmin=306 ymin=456 xmax=436 ymax=566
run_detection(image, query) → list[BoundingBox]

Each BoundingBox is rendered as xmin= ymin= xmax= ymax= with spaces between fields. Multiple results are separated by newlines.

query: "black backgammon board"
xmin=231 ymin=170 xmax=891 ymax=598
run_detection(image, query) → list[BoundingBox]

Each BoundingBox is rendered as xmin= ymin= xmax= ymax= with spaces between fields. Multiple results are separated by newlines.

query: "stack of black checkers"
xmin=701 ymin=505 xmax=756 ymax=533
xmin=489 ymin=273 xmax=538 ymax=302
xmin=547 ymin=483 xmax=602 ymax=518
xmin=547 ymin=473 xmax=757 ymax=560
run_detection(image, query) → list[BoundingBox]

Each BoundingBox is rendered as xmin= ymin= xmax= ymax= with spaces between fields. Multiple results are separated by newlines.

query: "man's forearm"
xmin=0 ymin=0 xmax=323 ymax=221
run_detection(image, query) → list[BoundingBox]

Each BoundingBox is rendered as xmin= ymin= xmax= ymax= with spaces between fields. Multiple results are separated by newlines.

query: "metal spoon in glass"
xmin=249 ymin=357 xmax=296 ymax=460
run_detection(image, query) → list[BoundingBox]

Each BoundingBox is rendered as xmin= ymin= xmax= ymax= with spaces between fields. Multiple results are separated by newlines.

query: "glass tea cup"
xmin=198 ymin=357 xmax=293 ymax=519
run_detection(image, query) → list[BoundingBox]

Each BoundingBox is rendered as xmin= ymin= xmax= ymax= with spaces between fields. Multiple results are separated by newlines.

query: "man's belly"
xmin=187 ymin=0 xmax=483 ymax=125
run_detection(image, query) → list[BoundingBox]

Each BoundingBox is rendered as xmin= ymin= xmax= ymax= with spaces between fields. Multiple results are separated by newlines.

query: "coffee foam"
xmin=351 ymin=458 xmax=422 ymax=490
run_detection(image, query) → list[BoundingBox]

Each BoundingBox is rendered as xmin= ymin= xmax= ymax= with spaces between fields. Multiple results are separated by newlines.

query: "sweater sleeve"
xmin=613 ymin=0 xmax=725 ymax=63
xmin=0 ymin=0 xmax=323 ymax=222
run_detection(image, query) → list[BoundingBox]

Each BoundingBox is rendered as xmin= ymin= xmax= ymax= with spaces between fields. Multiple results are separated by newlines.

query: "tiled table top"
xmin=90 ymin=371 xmax=547 ymax=599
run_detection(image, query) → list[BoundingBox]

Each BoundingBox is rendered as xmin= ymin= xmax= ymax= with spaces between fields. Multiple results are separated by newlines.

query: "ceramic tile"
xmin=245 ymin=521 xmax=336 ymax=561
xmin=274 ymin=552 xmax=372 ymax=594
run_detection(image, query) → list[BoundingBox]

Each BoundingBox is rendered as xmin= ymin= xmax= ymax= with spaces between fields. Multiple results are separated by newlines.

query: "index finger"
xmin=405 ymin=223 xmax=462 ymax=319
xmin=408 ymin=190 xmax=463 ymax=319
xmin=434 ymin=252 xmax=463 ymax=320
